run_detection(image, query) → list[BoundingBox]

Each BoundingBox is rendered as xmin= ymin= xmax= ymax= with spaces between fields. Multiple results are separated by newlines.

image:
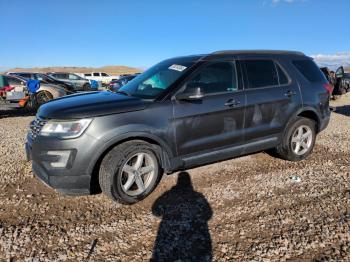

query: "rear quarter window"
xmin=293 ymin=60 xmax=326 ymax=82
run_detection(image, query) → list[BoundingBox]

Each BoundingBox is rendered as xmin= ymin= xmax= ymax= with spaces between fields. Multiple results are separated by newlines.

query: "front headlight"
xmin=40 ymin=119 xmax=92 ymax=139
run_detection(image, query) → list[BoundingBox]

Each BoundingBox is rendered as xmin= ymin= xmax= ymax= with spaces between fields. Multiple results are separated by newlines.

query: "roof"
xmin=211 ymin=50 xmax=305 ymax=56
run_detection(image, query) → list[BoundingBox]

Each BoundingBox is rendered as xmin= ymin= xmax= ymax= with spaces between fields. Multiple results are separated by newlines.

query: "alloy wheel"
xmin=291 ymin=125 xmax=313 ymax=156
xmin=120 ymin=152 xmax=156 ymax=196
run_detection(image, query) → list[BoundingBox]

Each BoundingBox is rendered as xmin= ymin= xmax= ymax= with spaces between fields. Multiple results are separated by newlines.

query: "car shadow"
xmin=151 ymin=172 xmax=213 ymax=261
xmin=0 ymin=107 xmax=36 ymax=119
xmin=334 ymin=105 xmax=350 ymax=117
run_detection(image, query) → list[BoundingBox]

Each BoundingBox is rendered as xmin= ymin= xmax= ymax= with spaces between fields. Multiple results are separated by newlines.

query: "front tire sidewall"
xmin=100 ymin=141 xmax=162 ymax=204
xmin=113 ymin=148 xmax=159 ymax=204
xmin=83 ymin=84 xmax=91 ymax=91
xmin=36 ymin=91 xmax=53 ymax=106
xmin=281 ymin=118 xmax=316 ymax=161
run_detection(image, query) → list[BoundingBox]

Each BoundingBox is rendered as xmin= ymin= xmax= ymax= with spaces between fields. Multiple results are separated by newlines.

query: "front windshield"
xmin=119 ymin=59 xmax=195 ymax=99
xmin=37 ymin=74 xmax=56 ymax=83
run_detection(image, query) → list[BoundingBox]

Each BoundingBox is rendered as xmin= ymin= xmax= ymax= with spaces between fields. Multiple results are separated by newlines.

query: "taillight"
xmin=323 ymin=83 xmax=333 ymax=94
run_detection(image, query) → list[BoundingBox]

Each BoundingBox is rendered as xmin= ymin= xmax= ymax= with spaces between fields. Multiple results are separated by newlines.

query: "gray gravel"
xmin=0 ymin=95 xmax=349 ymax=261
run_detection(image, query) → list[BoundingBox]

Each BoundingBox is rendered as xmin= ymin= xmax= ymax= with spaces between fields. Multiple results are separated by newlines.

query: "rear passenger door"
xmin=240 ymin=58 xmax=302 ymax=144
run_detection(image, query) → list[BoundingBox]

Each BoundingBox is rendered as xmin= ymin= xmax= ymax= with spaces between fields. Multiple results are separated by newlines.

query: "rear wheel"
xmin=36 ymin=91 xmax=53 ymax=106
xmin=275 ymin=117 xmax=316 ymax=161
xmin=99 ymin=140 xmax=162 ymax=204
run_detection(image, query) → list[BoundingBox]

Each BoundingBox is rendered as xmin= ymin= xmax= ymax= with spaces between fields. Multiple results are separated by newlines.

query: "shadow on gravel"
xmin=0 ymin=107 xmax=36 ymax=119
xmin=334 ymin=105 xmax=350 ymax=117
xmin=151 ymin=172 xmax=213 ymax=261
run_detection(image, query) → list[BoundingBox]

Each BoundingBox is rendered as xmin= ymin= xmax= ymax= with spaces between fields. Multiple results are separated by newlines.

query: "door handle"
xmin=225 ymin=99 xmax=240 ymax=107
xmin=284 ymin=90 xmax=297 ymax=97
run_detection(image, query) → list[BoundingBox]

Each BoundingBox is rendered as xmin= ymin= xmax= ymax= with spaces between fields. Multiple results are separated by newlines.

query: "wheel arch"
xmin=88 ymin=132 xmax=174 ymax=193
xmin=296 ymin=108 xmax=321 ymax=132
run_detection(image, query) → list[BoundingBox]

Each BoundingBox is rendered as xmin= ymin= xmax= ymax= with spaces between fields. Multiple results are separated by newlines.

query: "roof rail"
xmin=211 ymin=50 xmax=305 ymax=56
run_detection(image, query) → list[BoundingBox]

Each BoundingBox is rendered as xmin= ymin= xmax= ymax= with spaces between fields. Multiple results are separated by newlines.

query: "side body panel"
xmin=239 ymin=55 xmax=303 ymax=144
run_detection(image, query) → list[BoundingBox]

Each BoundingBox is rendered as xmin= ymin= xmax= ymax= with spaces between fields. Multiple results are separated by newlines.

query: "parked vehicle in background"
xmin=108 ymin=74 xmax=138 ymax=92
xmin=320 ymin=67 xmax=336 ymax=85
xmin=48 ymin=72 xmax=92 ymax=91
xmin=344 ymin=73 xmax=350 ymax=91
xmin=7 ymin=72 xmax=75 ymax=94
xmin=6 ymin=75 xmax=66 ymax=105
xmin=26 ymin=50 xmax=331 ymax=204
xmin=333 ymin=66 xmax=350 ymax=96
xmin=82 ymin=72 xmax=119 ymax=85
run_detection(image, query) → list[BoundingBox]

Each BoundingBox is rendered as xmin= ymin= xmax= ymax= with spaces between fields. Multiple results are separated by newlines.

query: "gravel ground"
xmin=0 ymin=94 xmax=349 ymax=261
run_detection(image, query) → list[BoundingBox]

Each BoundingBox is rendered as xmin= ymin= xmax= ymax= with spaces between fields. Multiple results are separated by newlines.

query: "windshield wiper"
xmin=115 ymin=90 xmax=131 ymax=96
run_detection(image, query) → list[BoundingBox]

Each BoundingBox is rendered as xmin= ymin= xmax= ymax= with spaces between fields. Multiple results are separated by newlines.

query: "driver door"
xmin=172 ymin=61 xmax=246 ymax=158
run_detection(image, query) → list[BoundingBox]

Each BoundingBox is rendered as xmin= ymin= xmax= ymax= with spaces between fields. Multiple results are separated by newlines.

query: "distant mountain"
xmin=4 ymin=65 xmax=142 ymax=75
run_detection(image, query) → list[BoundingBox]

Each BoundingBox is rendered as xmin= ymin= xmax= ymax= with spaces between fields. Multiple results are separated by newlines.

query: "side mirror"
xmin=175 ymin=87 xmax=204 ymax=101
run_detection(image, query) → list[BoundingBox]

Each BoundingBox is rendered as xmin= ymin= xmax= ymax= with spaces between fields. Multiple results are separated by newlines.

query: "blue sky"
xmin=1 ymin=0 xmax=349 ymax=69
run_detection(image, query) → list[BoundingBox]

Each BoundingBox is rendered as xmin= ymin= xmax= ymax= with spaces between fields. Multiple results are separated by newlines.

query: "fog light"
xmin=46 ymin=150 xmax=71 ymax=168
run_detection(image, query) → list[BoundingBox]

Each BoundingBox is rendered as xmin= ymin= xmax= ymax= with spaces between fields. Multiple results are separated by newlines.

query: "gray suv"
xmin=25 ymin=50 xmax=331 ymax=204
xmin=49 ymin=72 xmax=91 ymax=91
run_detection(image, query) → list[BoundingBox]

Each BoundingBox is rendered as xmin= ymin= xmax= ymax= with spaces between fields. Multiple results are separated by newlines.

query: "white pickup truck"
xmin=78 ymin=72 xmax=119 ymax=85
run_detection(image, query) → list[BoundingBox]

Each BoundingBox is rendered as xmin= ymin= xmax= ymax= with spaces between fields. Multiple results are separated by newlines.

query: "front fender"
xmin=85 ymin=130 xmax=175 ymax=178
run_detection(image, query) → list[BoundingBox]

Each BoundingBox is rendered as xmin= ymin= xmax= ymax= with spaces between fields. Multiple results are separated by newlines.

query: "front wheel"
xmin=83 ymin=83 xmax=91 ymax=91
xmin=36 ymin=91 xmax=53 ymax=106
xmin=99 ymin=140 xmax=162 ymax=204
xmin=274 ymin=117 xmax=316 ymax=161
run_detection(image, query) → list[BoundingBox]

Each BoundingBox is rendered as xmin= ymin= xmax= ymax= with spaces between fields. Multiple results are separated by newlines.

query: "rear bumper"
xmin=319 ymin=114 xmax=331 ymax=132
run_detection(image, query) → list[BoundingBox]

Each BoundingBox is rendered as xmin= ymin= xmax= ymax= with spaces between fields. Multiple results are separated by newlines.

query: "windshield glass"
xmin=119 ymin=59 xmax=196 ymax=99
xmin=36 ymin=74 xmax=57 ymax=83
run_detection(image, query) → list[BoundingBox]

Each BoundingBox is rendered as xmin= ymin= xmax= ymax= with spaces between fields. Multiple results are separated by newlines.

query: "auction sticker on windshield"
xmin=168 ymin=64 xmax=187 ymax=72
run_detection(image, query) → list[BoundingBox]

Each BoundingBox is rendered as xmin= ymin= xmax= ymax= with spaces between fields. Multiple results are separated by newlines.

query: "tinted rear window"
xmin=244 ymin=60 xmax=279 ymax=88
xmin=293 ymin=60 xmax=326 ymax=82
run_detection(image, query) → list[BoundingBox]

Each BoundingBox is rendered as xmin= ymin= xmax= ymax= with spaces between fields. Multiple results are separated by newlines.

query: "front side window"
xmin=69 ymin=74 xmax=80 ymax=80
xmin=85 ymin=73 xmax=92 ymax=77
xmin=244 ymin=60 xmax=279 ymax=88
xmin=53 ymin=73 xmax=67 ymax=79
xmin=119 ymin=59 xmax=195 ymax=99
xmin=184 ymin=61 xmax=237 ymax=94
xmin=101 ymin=72 xmax=109 ymax=77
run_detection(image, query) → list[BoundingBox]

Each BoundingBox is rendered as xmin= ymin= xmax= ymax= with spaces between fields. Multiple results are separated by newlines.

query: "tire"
xmin=36 ymin=91 xmax=53 ymax=106
xmin=274 ymin=117 xmax=316 ymax=161
xmin=83 ymin=83 xmax=91 ymax=91
xmin=99 ymin=140 xmax=162 ymax=204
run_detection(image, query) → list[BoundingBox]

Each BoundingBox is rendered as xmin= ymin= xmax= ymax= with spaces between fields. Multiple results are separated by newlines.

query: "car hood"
xmin=37 ymin=91 xmax=148 ymax=119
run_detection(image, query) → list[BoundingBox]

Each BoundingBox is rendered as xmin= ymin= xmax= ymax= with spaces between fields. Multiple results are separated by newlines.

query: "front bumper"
xmin=25 ymin=132 xmax=102 ymax=195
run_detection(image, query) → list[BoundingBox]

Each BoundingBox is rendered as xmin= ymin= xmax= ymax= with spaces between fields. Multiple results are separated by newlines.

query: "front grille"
xmin=30 ymin=117 xmax=47 ymax=139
